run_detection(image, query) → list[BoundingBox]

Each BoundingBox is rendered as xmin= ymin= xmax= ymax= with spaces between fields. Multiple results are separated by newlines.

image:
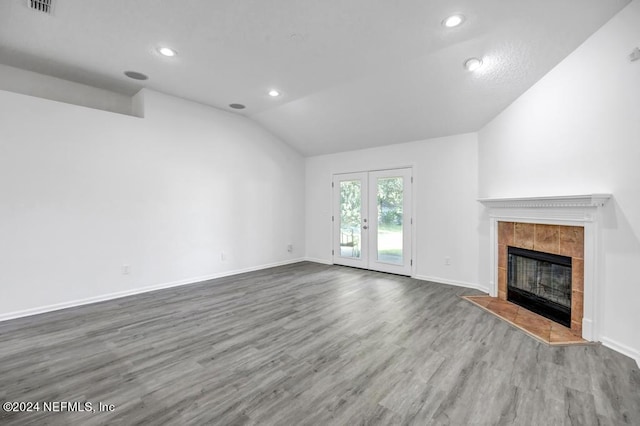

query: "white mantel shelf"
xmin=478 ymin=194 xmax=611 ymax=209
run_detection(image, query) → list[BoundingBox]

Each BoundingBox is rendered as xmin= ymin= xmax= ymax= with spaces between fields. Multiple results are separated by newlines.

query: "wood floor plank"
xmin=0 ymin=262 xmax=638 ymax=425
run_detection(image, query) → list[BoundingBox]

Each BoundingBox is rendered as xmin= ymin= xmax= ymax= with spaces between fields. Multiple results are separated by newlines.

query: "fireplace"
xmin=507 ymin=246 xmax=572 ymax=327
xmin=479 ymin=194 xmax=611 ymax=342
xmin=495 ymin=221 xmax=584 ymax=334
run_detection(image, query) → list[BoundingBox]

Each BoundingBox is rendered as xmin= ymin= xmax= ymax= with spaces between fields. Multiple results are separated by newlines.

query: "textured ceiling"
xmin=0 ymin=0 xmax=631 ymax=155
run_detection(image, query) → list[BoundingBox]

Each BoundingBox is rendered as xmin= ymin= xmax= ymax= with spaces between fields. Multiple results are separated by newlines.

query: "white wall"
xmin=0 ymin=88 xmax=305 ymax=319
xmin=478 ymin=0 xmax=640 ymax=362
xmin=305 ymin=133 xmax=482 ymax=290
xmin=0 ymin=64 xmax=134 ymax=116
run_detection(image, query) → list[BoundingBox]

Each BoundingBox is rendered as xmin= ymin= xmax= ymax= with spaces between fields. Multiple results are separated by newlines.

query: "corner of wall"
xmin=132 ymin=89 xmax=145 ymax=118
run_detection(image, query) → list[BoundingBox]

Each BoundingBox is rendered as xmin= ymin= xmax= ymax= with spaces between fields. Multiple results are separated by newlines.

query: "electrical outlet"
xmin=445 ymin=257 xmax=451 ymax=266
xmin=220 ymin=252 xmax=226 ymax=261
xmin=287 ymin=244 xmax=293 ymax=253
xmin=122 ymin=265 xmax=130 ymax=275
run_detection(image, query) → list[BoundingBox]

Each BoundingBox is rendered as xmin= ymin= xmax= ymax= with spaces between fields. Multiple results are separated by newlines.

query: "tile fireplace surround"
xmin=479 ymin=194 xmax=611 ymax=342
xmin=497 ymin=222 xmax=583 ymax=334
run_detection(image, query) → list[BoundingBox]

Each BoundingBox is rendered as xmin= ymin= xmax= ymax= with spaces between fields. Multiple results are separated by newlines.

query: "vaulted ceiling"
xmin=0 ymin=0 xmax=631 ymax=155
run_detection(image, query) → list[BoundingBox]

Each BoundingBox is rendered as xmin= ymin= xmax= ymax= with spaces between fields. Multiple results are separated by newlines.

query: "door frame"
xmin=331 ymin=166 xmax=415 ymax=276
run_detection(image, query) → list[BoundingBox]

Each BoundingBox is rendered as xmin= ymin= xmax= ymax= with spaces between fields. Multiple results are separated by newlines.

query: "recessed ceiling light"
xmin=443 ymin=14 xmax=465 ymax=28
xmin=229 ymin=103 xmax=246 ymax=109
xmin=464 ymin=58 xmax=483 ymax=71
xmin=158 ymin=47 xmax=177 ymax=57
xmin=124 ymin=70 xmax=149 ymax=80
xmin=268 ymin=89 xmax=281 ymax=97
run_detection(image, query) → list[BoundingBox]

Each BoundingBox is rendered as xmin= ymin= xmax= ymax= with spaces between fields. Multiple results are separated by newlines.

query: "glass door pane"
xmin=376 ymin=177 xmax=403 ymax=264
xmin=367 ymin=168 xmax=412 ymax=276
xmin=333 ymin=172 xmax=368 ymax=269
xmin=339 ymin=180 xmax=362 ymax=259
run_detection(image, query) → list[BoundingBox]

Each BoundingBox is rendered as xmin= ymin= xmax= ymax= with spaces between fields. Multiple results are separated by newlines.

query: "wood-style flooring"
xmin=0 ymin=262 xmax=638 ymax=425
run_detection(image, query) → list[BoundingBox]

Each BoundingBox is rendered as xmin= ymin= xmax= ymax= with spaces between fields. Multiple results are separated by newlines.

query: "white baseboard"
xmin=600 ymin=337 xmax=640 ymax=368
xmin=303 ymin=257 xmax=333 ymax=265
xmin=582 ymin=318 xmax=594 ymax=342
xmin=413 ymin=275 xmax=490 ymax=294
xmin=0 ymin=258 xmax=306 ymax=323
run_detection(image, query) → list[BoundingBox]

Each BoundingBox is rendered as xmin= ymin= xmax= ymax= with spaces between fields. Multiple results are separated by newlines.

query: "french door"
xmin=332 ymin=168 xmax=412 ymax=275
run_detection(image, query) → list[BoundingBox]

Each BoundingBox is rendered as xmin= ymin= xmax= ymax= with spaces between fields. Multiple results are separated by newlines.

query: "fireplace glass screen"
xmin=507 ymin=246 xmax=572 ymax=327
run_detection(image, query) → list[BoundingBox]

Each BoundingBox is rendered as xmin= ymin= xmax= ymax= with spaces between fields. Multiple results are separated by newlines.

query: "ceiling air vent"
xmin=28 ymin=0 xmax=53 ymax=14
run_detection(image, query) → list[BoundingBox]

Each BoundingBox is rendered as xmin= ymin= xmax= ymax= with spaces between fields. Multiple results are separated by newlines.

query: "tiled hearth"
xmin=463 ymin=295 xmax=588 ymax=345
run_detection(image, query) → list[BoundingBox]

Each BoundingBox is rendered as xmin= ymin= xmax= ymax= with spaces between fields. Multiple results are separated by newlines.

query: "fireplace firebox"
xmin=507 ymin=246 xmax=572 ymax=327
